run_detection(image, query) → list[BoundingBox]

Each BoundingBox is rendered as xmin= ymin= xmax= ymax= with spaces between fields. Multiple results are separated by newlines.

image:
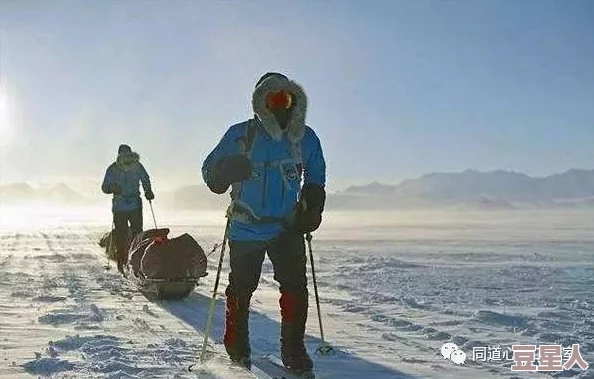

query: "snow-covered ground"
xmin=0 ymin=205 xmax=592 ymax=378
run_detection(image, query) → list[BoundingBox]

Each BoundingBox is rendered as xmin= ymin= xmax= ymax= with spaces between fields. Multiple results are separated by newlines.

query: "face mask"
xmin=266 ymin=91 xmax=293 ymax=110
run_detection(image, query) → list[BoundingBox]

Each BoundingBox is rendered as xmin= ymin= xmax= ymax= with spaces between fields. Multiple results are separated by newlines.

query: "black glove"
xmin=206 ymin=154 xmax=253 ymax=194
xmin=145 ymin=189 xmax=155 ymax=201
xmin=111 ymin=183 xmax=122 ymax=196
xmin=293 ymin=183 xmax=326 ymax=233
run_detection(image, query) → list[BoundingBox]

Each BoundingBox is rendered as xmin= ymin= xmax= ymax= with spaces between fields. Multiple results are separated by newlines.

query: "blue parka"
xmin=202 ymin=75 xmax=326 ymax=241
xmin=101 ymin=151 xmax=153 ymax=213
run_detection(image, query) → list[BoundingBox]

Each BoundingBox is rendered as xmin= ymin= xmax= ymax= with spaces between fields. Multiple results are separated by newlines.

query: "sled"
xmin=98 ymin=228 xmax=208 ymax=300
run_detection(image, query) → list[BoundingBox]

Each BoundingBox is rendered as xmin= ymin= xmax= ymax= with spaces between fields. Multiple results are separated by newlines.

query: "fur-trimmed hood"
xmin=116 ymin=151 xmax=140 ymax=171
xmin=252 ymin=74 xmax=307 ymax=143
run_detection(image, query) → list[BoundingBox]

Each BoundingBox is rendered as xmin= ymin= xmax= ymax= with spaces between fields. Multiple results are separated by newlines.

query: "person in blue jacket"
xmin=101 ymin=144 xmax=154 ymax=273
xmin=202 ymin=72 xmax=326 ymax=377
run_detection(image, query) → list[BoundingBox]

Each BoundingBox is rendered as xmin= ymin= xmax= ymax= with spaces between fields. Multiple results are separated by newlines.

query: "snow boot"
xmin=224 ymin=289 xmax=252 ymax=367
xmin=280 ymin=290 xmax=313 ymax=374
xmin=116 ymin=249 xmax=127 ymax=275
xmin=231 ymin=356 xmax=252 ymax=370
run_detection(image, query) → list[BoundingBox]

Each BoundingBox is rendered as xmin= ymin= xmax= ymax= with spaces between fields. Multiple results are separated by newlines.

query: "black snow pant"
xmin=113 ymin=207 xmax=143 ymax=263
xmin=224 ymin=231 xmax=313 ymax=371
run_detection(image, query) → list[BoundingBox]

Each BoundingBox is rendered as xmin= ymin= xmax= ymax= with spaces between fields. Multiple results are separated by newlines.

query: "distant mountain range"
xmin=329 ymin=169 xmax=594 ymax=210
xmin=2 ymin=169 xmax=594 ymax=210
xmin=0 ymin=182 xmax=94 ymax=205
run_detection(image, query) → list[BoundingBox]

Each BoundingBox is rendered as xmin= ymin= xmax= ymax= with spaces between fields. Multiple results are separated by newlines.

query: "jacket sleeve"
xmin=303 ymin=128 xmax=326 ymax=188
xmin=201 ymin=126 xmax=240 ymax=187
xmin=101 ymin=165 xmax=116 ymax=194
xmin=138 ymin=163 xmax=152 ymax=193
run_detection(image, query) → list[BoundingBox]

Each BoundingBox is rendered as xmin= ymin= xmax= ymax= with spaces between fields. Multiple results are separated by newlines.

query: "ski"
xmin=188 ymin=350 xmax=262 ymax=378
xmin=139 ymin=276 xmax=206 ymax=283
xmin=189 ymin=351 xmax=315 ymax=379
xmin=252 ymin=355 xmax=316 ymax=379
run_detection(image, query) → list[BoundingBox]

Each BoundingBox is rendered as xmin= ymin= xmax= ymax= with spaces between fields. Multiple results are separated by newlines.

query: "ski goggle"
xmin=266 ymin=91 xmax=293 ymax=110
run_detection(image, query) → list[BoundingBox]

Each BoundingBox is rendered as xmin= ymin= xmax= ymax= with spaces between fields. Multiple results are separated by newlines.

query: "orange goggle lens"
xmin=266 ymin=91 xmax=293 ymax=110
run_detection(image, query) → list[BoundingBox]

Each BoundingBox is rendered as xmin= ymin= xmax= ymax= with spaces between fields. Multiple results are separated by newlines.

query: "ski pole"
xmin=306 ymin=232 xmax=334 ymax=355
xmin=149 ymin=200 xmax=158 ymax=230
xmin=199 ymin=217 xmax=231 ymax=363
xmin=106 ymin=219 xmax=115 ymax=267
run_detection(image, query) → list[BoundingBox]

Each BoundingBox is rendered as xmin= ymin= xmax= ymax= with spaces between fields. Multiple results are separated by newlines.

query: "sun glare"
xmin=0 ymin=85 xmax=12 ymax=141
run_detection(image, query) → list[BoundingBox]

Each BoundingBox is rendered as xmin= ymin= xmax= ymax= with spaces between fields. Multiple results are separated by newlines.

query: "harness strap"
xmin=228 ymin=118 xmax=304 ymax=226
xmin=230 ymin=119 xmax=256 ymax=202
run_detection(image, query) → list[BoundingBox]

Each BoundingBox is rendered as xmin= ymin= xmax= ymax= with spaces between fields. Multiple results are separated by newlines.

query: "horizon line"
xmin=1 ymin=167 xmax=593 ymax=192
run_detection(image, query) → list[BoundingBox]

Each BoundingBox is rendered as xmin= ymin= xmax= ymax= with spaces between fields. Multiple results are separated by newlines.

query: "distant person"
xmin=101 ymin=144 xmax=154 ymax=273
xmin=202 ymin=72 xmax=326 ymax=378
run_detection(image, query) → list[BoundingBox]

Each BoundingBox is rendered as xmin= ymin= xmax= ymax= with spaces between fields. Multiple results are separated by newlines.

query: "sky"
xmin=0 ymin=0 xmax=593 ymax=192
